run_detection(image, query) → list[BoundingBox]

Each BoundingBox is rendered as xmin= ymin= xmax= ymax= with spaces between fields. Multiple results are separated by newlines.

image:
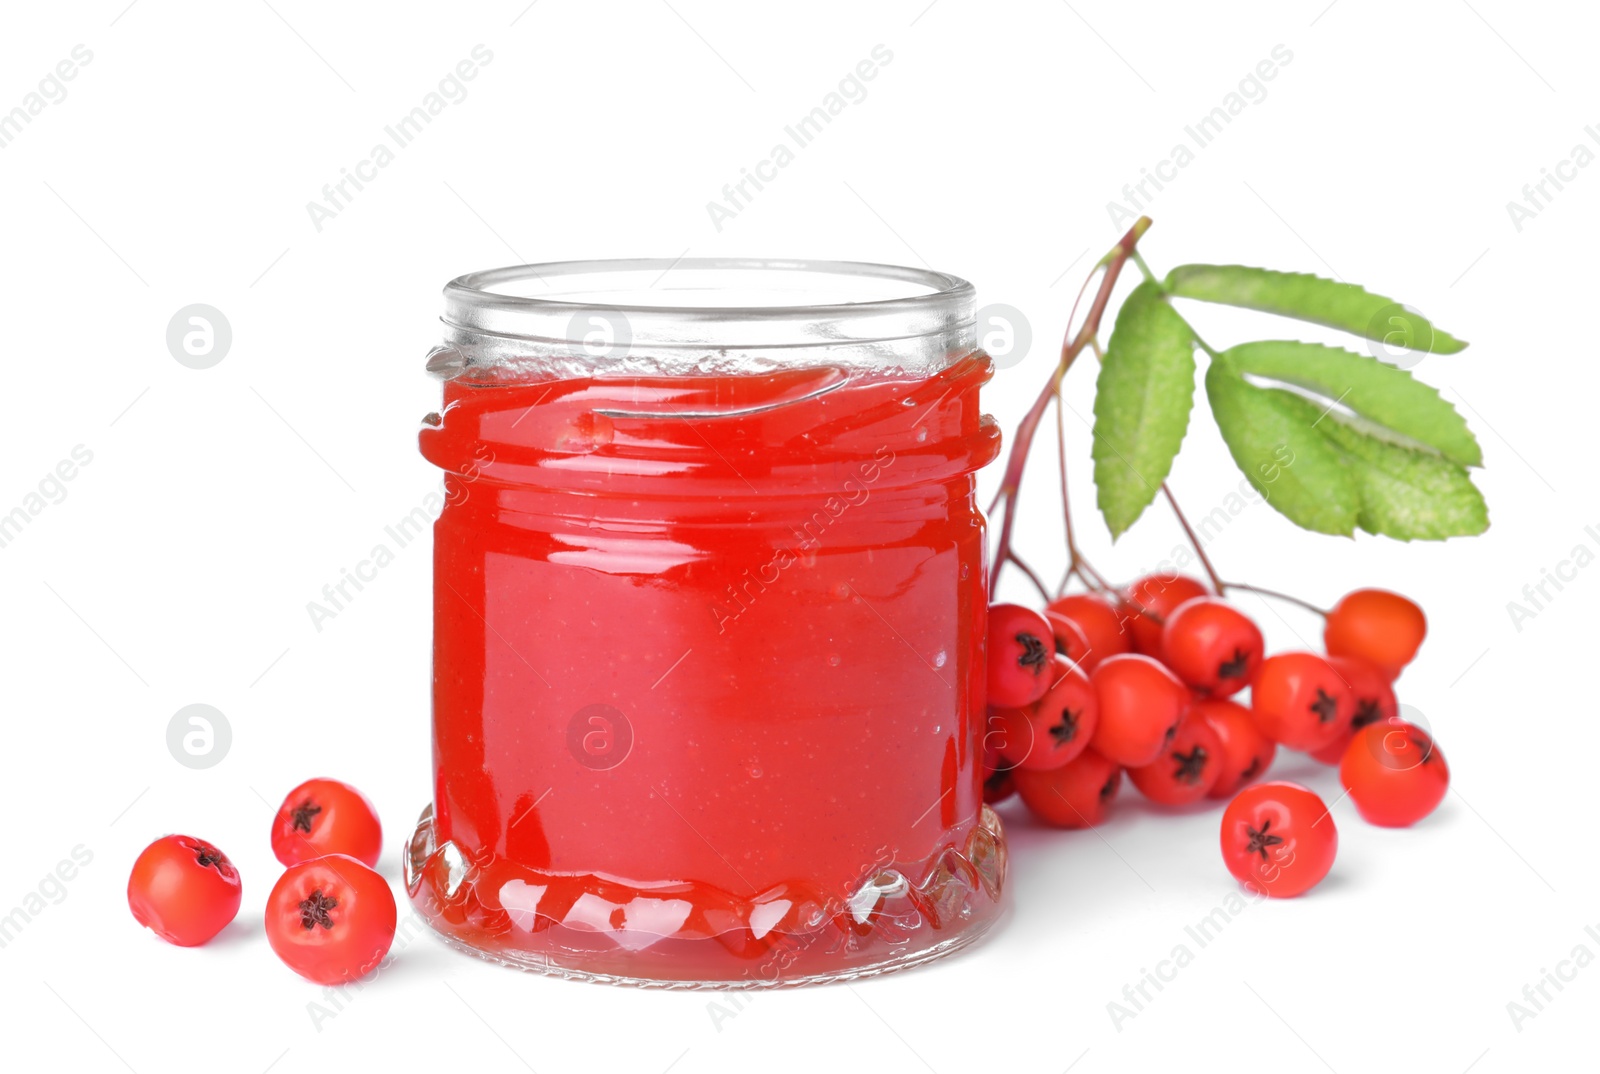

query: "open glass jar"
xmin=408 ymin=259 xmax=1005 ymax=987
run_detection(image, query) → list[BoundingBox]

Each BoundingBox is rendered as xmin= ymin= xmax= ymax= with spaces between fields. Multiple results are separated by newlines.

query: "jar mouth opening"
xmin=446 ymin=257 xmax=972 ymax=324
xmin=436 ymin=258 xmax=978 ymax=379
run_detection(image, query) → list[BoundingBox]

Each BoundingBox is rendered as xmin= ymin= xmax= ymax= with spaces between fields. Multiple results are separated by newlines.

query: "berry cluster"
xmin=126 ymin=777 xmax=398 ymax=983
xmin=984 ymin=580 xmax=1448 ymax=897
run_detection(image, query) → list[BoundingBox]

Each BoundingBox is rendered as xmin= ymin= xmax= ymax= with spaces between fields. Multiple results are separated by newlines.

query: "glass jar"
xmin=407 ymin=258 xmax=1006 ymax=987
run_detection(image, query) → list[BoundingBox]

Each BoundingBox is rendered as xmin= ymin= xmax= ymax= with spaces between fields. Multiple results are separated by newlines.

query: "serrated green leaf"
xmin=1166 ymin=265 xmax=1467 ymax=355
xmin=1203 ymin=362 xmax=1359 ymax=536
xmin=1314 ymin=414 xmax=1489 ymax=540
xmin=1091 ymin=282 xmax=1197 ymax=538
xmin=1223 ymin=340 xmax=1482 ymax=467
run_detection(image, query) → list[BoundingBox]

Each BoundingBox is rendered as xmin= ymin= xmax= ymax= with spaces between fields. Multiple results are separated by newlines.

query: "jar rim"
xmin=436 ymin=258 xmax=977 ymax=378
xmin=445 ymin=257 xmax=973 ymax=324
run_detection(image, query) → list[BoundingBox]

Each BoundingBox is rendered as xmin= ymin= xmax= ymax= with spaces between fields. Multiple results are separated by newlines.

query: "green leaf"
xmin=1203 ymin=361 xmax=1359 ymax=536
xmin=1314 ymin=414 xmax=1489 ymax=540
xmin=1166 ymin=265 xmax=1468 ymax=355
xmin=1091 ymin=281 xmax=1197 ymax=538
xmin=1222 ymin=340 xmax=1482 ymax=467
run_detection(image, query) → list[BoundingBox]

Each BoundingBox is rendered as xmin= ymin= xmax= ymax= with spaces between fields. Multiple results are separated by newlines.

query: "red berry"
xmin=990 ymin=657 xmax=1099 ymax=771
xmin=983 ymin=711 xmax=1021 ymax=767
xmin=1339 ymin=721 xmax=1449 ymax=827
xmin=1044 ymin=593 xmax=1131 ymax=670
xmin=1159 ymin=597 xmax=1264 ymax=697
xmin=987 ymin=603 xmax=1056 ymax=708
xmin=1014 ymin=749 xmax=1122 ymax=829
xmin=1121 ymin=574 xmax=1208 ymax=656
xmin=1220 ymin=782 xmax=1337 ymax=898
xmin=1088 ymin=653 xmax=1191 ymax=767
xmin=1324 ymin=589 xmax=1427 ymax=680
xmin=127 ymin=835 xmax=242 ymax=947
xmin=982 ymin=767 xmax=1017 ymax=805
xmin=1042 ymin=610 xmax=1093 ymax=671
xmin=1194 ymin=698 xmax=1276 ymax=799
xmin=985 ymin=707 xmax=1033 ymax=768
xmin=272 ymin=778 xmax=384 ymax=868
xmin=1249 ymin=652 xmax=1352 ymax=752
xmin=980 ymin=725 xmax=1022 ymax=802
xmin=1309 ymin=657 xmax=1398 ymax=764
xmin=1128 ymin=713 xmax=1224 ymax=806
xmin=266 ymin=854 xmax=398 ymax=984
xmin=1030 ymin=658 xmax=1099 ymax=764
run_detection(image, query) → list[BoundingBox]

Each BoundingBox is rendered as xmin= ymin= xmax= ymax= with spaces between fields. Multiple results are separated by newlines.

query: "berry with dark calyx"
xmin=1220 ymin=782 xmax=1338 ymax=898
xmin=271 ymin=778 xmax=383 ymax=868
xmin=1128 ymin=713 xmax=1224 ymax=806
xmin=987 ymin=603 xmax=1056 ymax=708
xmin=1020 ymin=657 xmax=1099 ymax=771
xmin=1194 ymin=697 xmax=1277 ymax=799
xmin=127 ymin=835 xmax=243 ymax=947
xmin=982 ymin=766 xmax=1017 ymax=805
xmin=986 ymin=659 xmax=1097 ymax=772
xmin=1121 ymin=573 xmax=1209 ymax=656
xmin=986 ymin=706 xmax=1032 ymax=768
xmin=266 ymin=854 xmax=398 ymax=984
xmin=1043 ymin=610 xmax=1094 ymax=671
xmin=980 ymin=733 xmax=1017 ymax=804
xmin=1339 ymin=720 xmax=1449 ymax=827
xmin=1014 ymin=749 xmax=1122 ymax=829
xmin=1309 ymin=657 xmax=1399 ymax=765
xmin=1045 ymin=593 xmax=1131 ymax=671
xmin=1159 ymin=597 xmax=1264 ymax=697
xmin=1088 ymin=653 xmax=1191 ymax=767
xmin=1249 ymin=652 xmax=1352 ymax=752
xmin=1324 ymin=588 xmax=1427 ymax=681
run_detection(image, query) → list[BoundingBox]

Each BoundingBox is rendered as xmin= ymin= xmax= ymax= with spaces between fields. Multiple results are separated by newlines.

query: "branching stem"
xmin=992 ymin=216 xmax=1328 ymax=625
xmin=1222 ymin=581 xmax=1330 ymax=618
xmin=1160 ymin=485 xmax=1224 ymax=593
xmin=988 ymin=216 xmax=1152 ymax=587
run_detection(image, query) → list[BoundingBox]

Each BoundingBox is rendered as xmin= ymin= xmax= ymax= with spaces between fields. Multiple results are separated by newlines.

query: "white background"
xmin=0 ymin=1 xmax=1592 ymax=1071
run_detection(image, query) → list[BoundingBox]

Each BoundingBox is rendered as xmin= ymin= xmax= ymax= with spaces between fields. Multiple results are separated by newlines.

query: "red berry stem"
xmin=1161 ymin=483 xmax=1328 ymax=618
xmin=1219 ymin=580 xmax=1330 ymax=618
xmin=994 ymin=216 xmax=1332 ymax=623
xmin=1159 ymin=485 xmax=1224 ymax=594
xmin=1080 ymin=339 xmax=1226 ymax=600
xmin=1006 ymin=553 xmax=1055 ymax=603
xmin=988 ymin=215 xmax=1153 ymax=587
xmin=1051 ymin=368 xmax=1115 ymax=595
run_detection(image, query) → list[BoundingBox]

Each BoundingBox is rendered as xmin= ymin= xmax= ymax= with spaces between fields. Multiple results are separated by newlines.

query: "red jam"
xmin=410 ymin=353 xmax=1005 ymax=984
